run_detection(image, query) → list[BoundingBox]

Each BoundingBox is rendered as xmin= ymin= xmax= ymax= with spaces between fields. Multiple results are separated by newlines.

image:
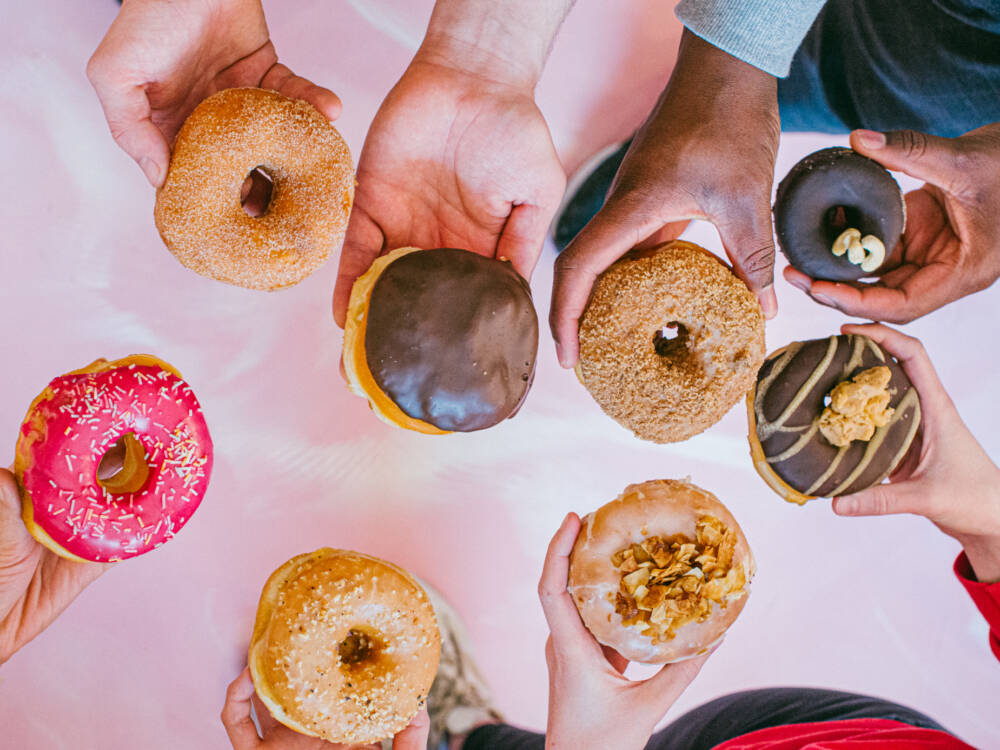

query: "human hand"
xmin=550 ymin=29 xmax=780 ymax=367
xmin=87 ymin=0 xmax=342 ymax=187
xmin=537 ymin=513 xmax=712 ymax=750
xmin=331 ymin=13 xmax=566 ymax=327
xmin=785 ymin=123 xmax=1000 ymax=323
xmin=832 ymin=324 xmax=1000 ymax=582
xmin=0 ymin=469 xmax=110 ymax=664
xmin=222 ymin=667 xmax=430 ymax=750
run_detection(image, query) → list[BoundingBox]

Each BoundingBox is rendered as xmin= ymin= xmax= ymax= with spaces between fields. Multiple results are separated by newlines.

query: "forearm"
xmin=961 ymin=536 xmax=1000 ymax=584
xmin=416 ymin=0 xmax=576 ymax=89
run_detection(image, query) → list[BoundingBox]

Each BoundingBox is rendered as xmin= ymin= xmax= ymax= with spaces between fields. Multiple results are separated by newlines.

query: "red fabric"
xmin=953 ymin=551 xmax=1000 ymax=663
xmin=712 ymin=718 xmax=975 ymax=749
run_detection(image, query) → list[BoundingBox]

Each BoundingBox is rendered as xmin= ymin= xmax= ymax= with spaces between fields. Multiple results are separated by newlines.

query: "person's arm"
xmin=331 ymin=0 xmax=571 ymax=327
xmin=831 ymin=324 xmax=1000 ymax=661
xmin=675 ymin=0 xmax=827 ymax=77
xmin=0 ymin=470 xmax=110 ymax=664
xmin=551 ymin=29 xmax=779 ymax=366
xmin=538 ymin=513 xmax=712 ymax=750
xmin=785 ymin=123 xmax=1000 ymax=322
xmin=87 ymin=0 xmax=341 ymax=187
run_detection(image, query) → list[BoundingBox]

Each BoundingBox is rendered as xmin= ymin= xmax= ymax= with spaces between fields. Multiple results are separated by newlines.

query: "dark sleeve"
xmin=954 ymin=552 xmax=1000 ymax=663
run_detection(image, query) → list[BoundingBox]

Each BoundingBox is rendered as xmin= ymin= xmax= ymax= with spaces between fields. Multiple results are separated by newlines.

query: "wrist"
xmin=415 ymin=0 xmax=570 ymax=91
xmin=957 ymin=535 xmax=1000 ymax=583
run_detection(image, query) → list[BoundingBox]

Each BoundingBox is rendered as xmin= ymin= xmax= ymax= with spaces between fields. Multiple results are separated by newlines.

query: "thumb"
xmin=832 ymin=482 xmax=919 ymax=518
xmin=390 ymin=706 xmax=430 ymax=750
xmin=850 ymin=129 xmax=964 ymax=193
xmin=0 ymin=469 xmax=32 ymax=554
xmin=713 ymin=198 xmax=778 ymax=319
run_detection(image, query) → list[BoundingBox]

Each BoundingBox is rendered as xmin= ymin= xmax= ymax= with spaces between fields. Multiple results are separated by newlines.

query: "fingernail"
xmin=811 ymin=292 xmax=837 ymax=308
xmin=140 ymin=158 xmax=162 ymax=186
xmin=834 ymin=497 xmax=856 ymax=515
xmin=854 ymin=130 xmax=886 ymax=150
xmin=555 ymin=341 xmax=568 ymax=368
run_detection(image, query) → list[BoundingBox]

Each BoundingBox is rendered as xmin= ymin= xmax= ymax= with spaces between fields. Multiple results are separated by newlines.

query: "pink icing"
xmin=20 ymin=364 xmax=213 ymax=561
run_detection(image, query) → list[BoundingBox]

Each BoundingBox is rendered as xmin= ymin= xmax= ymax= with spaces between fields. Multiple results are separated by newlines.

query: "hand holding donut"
xmin=551 ymin=30 xmax=780 ymax=368
xmin=538 ymin=513 xmax=713 ymax=750
xmin=785 ymin=123 xmax=1000 ymax=323
xmin=0 ymin=469 xmax=109 ymax=665
xmin=222 ymin=668 xmax=430 ymax=750
xmin=833 ymin=324 xmax=1000 ymax=583
xmin=87 ymin=0 xmax=342 ymax=187
xmin=332 ymin=0 xmax=568 ymax=327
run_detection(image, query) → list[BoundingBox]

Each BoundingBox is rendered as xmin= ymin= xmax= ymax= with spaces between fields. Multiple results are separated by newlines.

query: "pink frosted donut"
xmin=14 ymin=355 xmax=213 ymax=562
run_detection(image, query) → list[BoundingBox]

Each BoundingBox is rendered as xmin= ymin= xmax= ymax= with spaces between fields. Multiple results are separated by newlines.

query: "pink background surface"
xmin=2 ymin=1 xmax=998 ymax=748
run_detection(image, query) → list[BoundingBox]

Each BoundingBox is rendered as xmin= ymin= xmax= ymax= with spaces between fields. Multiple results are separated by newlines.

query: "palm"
xmin=0 ymin=471 xmax=107 ymax=662
xmin=880 ymin=186 xmax=962 ymax=291
xmin=334 ymin=62 xmax=564 ymax=324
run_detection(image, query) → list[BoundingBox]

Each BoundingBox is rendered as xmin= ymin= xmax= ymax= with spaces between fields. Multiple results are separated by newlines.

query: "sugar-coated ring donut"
xmin=774 ymin=147 xmax=905 ymax=282
xmin=249 ymin=548 xmax=440 ymax=745
xmin=344 ymin=246 xmax=538 ymax=433
xmin=747 ymin=334 xmax=921 ymax=504
xmin=155 ymin=87 xmax=354 ymax=291
xmin=14 ymin=355 xmax=213 ymax=562
xmin=576 ymin=240 xmax=766 ymax=443
xmin=568 ymin=479 xmax=755 ymax=664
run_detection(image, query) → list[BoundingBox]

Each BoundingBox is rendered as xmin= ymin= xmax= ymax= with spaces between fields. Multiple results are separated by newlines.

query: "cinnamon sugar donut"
xmin=155 ymin=87 xmax=354 ymax=290
xmin=249 ymin=548 xmax=440 ymax=745
xmin=576 ymin=240 xmax=765 ymax=443
xmin=568 ymin=479 xmax=755 ymax=664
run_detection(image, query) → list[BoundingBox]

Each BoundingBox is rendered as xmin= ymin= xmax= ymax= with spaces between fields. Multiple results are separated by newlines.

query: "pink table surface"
xmin=1 ymin=1 xmax=998 ymax=748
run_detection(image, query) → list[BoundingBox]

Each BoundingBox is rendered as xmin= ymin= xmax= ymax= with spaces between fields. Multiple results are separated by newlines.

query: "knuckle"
xmin=889 ymin=129 xmax=931 ymax=160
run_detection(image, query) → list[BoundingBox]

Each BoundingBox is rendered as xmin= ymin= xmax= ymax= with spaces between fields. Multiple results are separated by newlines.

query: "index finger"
xmin=805 ymin=261 xmax=953 ymax=323
xmin=220 ymin=668 xmax=261 ymax=750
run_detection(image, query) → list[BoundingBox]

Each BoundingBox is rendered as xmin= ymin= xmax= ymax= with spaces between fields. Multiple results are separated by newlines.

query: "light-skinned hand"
xmin=537 ymin=513 xmax=712 ymax=750
xmin=87 ymin=0 xmax=342 ymax=187
xmin=550 ymin=30 xmax=780 ymax=368
xmin=222 ymin=667 xmax=430 ymax=750
xmin=832 ymin=324 xmax=1000 ymax=583
xmin=0 ymin=468 xmax=110 ymax=664
xmin=331 ymin=1 xmax=567 ymax=328
xmin=785 ymin=123 xmax=1000 ymax=323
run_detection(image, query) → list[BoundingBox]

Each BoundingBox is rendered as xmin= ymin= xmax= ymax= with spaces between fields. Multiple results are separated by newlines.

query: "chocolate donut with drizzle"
xmin=747 ymin=334 xmax=920 ymax=504
xmin=774 ymin=148 xmax=905 ymax=282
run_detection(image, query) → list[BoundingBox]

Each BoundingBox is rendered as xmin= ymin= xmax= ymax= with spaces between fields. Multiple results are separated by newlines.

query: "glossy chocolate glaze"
xmin=752 ymin=334 xmax=920 ymax=497
xmin=365 ymin=248 xmax=539 ymax=432
xmin=774 ymin=148 xmax=904 ymax=282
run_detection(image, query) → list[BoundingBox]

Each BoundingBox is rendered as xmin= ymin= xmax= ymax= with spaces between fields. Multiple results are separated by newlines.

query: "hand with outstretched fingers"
xmin=538 ymin=513 xmax=713 ymax=750
xmin=785 ymin=123 xmax=1000 ymax=323
xmin=331 ymin=0 xmax=571 ymax=329
xmin=550 ymin=29 xmax=780 ymax=368
xmin=0 ymin=468 xmax=110 ymax=664
xmin=222 ymin=667 xmax=430 ymax=750
xmin=832 ymin=324 xmax=1000 ymax=583
xmin=87 ymin=0 xmax=341 ymax=187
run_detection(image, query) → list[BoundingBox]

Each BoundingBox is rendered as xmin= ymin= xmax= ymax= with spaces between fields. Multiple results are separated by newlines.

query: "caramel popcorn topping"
xmin=817 ymin=366 xmax=894 ymax=448
xmin=611 ymin=516 xmax=745 ymax=643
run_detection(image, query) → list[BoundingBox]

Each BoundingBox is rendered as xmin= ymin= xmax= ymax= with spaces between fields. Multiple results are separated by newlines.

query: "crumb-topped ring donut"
xmin=576 ymin=240 xmax=765 ymax=443
xmin=249 ymin=548 xmax=440 ymax=745
xmin=155 ymin=87 xmax=354 ymax=290
xmin=14 ymin=355 xmax=212 ymax=562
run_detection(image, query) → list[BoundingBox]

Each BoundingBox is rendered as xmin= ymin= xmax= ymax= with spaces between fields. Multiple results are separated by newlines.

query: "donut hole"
xmin=653 ymin=323 xmax=690 ymax=359
xmin=97 ymin=436 xmax=127 ymax=481
xmin=96 ymin=432 xmax=150 ymax=494
xmin=240 ymin=166 xmax=274 ymax=218
xmin=338 ymin=628 xmax=381 ymax=667
xmin=822 ymin=204 xmax=864 ymax=243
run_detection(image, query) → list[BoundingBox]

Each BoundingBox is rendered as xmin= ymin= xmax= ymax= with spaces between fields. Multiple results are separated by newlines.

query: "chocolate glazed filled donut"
xmin=747 ymin=334 xmax=921 ymax=504
xmin=343 ymin=247 xmax=539 ymax=433
xmin=774 ymin=148 xmax=905 ymax=282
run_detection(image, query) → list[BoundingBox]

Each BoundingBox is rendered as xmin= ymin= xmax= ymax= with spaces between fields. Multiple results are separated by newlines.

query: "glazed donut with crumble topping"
xmin=154 ymin=87 xmax=354 ymax=290
xmin=14 ymin=355 xmax=212 ymax=562
xmin=568 ymin=479 xmax=755 ymax=664
xmin=249 ymin=548 xmax=440 ymax=745
xmin=576 ymin=240 xmax=765 ymax=443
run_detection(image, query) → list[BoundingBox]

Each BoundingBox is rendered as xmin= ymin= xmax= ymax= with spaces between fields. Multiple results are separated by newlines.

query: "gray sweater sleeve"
xmin=675 ymin=0 xmax=827 ymax=77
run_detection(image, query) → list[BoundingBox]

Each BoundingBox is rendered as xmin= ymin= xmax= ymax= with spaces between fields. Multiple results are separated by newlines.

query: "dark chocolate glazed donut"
xmin=364 ymin=248 xmax=538 ymax=432
xmin=774 ymin=148 xmax=904 ymax=282
xmin=750 ymin=334 xmax=920 ymax=499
